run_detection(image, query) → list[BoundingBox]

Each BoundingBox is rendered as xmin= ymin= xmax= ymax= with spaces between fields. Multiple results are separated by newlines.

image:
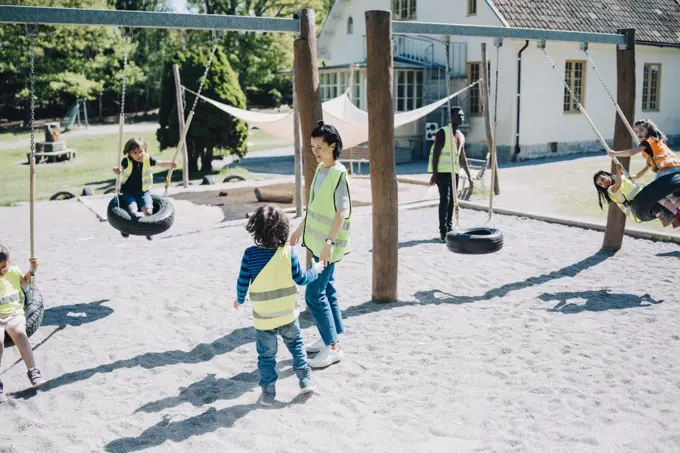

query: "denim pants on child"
xmin=120 ymin=190 xmax=153 ymax=213
xmin=304 ymin=256 xmax=344 ymax=346
xmin=256 ymin=319 xmax=311 ymax=390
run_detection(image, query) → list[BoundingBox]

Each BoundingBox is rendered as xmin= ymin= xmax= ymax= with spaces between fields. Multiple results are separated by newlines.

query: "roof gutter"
xmin=636 ymin=40 xmax=680 ymax=48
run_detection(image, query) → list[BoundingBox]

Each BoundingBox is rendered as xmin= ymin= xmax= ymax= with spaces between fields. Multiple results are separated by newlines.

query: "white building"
xmin=317 ymin=0 xmax=680 ymax=162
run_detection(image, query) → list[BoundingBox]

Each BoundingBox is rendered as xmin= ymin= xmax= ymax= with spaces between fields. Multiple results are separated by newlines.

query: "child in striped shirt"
xmin=234 ymin=205 xmax=324 ymax=406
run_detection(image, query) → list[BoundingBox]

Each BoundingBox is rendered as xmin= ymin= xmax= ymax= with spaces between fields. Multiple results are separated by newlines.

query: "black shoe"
xmin=439 ymin=233 xmax=446 ymax=243
xmin=121 ymin=232 xmax=129 ymax=238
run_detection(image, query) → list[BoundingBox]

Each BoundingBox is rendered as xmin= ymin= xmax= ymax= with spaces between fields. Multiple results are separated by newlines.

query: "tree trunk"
xmin=99 ymin=94 xmax=103 ymax=121
xmin=188 ymin=141 xmax=200 ymax=173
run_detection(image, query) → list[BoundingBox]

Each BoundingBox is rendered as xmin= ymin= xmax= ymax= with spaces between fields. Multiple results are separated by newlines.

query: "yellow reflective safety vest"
xmin=607 ymin=174 xmax=643 ymax=221
xmin=0 ymin=266 xmax=24 ymax=318
xmin=644 ymin=137 xmax=680 ymax=172
xmin=121 ymin=154 xmax=154 ymax=191
xmin=303 ymin=163 xmax=352 ymax=263
xmin=428 ymin=126 xmax=463 ymax=173
xmin=249 ymin=246 xmax=298 ymax=331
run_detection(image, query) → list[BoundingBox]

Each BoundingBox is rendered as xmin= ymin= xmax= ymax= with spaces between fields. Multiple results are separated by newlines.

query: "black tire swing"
xmin=445 ymin=38 xmax=504 ymax=255
xmin=5 ymin=30 xmax=46 ymax=348
xmin=106 ymin=32 xmax=220 ymax=239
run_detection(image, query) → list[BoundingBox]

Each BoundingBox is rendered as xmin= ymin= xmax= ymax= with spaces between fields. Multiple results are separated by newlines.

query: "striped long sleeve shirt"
xmin=236 ymin=246 xmax=318 ymax=304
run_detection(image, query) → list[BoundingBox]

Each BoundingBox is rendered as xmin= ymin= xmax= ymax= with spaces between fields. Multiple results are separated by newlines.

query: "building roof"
xmin=489 ymin=0 xmax=680 ymax=45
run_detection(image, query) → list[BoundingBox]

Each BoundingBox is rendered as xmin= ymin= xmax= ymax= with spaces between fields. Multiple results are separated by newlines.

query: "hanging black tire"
xmin=630 ymin=172 xmax=680 ymax=222
xmin=224 ymin=175 xmax=246 ymax=183
xmin=3 ymin=286 xmax=45 ymax=348
xmin=106 ymin=194 xmax=175 ymax=237
xmin=49 ymin=191 xmax=76 ymax=201
xmin=446 ymin=227 xmax=504 ymax=254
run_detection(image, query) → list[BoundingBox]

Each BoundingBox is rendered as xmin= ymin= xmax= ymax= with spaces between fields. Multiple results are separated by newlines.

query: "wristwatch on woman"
xmin=325 ymin=238 xmax=336 ymax=246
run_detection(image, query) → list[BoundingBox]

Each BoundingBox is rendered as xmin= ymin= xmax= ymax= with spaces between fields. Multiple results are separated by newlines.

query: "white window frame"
xmin=394 ymin=69 xmax=423 ymax=112
xmin=392 ymin=0 xmax=416 ymax=20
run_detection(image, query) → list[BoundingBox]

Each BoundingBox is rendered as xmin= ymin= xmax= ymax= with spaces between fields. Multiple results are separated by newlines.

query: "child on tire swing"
xmin=0 ymin=245 xmax=46 ymax=403
xmin=112 ymin=138 xmax=177 ymax=218
xmin=606 ymin=119 xmax=680 ymax=225
xmin=234 ymin=205 xmax=325 ymax=407
xmin=593 ymin=162 xmax=679 ymax=227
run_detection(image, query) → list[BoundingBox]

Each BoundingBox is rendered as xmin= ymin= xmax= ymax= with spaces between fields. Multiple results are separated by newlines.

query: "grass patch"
xmin=0 ymin=131 xmax=251 ymax=206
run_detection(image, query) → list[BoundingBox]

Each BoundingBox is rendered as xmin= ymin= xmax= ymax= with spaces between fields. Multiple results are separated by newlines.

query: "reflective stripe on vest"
xmin=303 ymin=163 xmax=352 ymax=263
xmin=120 ymin=154 xmax=154 ymax=191
xmin=645 ymin=138 xmax=680 ymax=172
xmin=0 ymin=292 xmax=19 ymax=305
xmin=428 ymin=126 xmax=462 ymax=173
xmin=249 ymin=246 xmax=298 ymax=330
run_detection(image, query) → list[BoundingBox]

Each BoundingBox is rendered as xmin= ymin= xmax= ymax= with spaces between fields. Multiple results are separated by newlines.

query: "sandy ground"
xmin=1 ymin=184 xmax=680 ymax=453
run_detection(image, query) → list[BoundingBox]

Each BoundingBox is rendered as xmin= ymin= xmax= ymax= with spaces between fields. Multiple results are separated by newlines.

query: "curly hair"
xmin=635 ymin=119 xmax=667 ymax=144
xmin=123 ymin=137 xmax=148 ymax=155
xmin=245 ymin=204 xmax=290 ymax=249
xmin=311 ymin=120 xmax=343 ymax=160
xmin=0 ymin=244 xmax=8 ymax=262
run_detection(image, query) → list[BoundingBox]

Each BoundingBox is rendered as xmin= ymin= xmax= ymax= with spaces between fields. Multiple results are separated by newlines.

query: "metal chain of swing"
xmin=164 ymin=32 xmax=222 ymax=194
xmin=582 ymin=46 xmax=639 ymax=145
xmin=540 ymin=46 xmax=630 ymax=176
xmin=114 ymin=32 xmax=131 ymax=208
xmin=27 ymin=28 xmax=37 ymax=283
xmin=486 ymin=40 xmax=501 ymax=225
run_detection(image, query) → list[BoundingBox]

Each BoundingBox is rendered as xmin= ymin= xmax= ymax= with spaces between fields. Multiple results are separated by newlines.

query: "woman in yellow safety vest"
xmin=608 ymin=119 xmax=680 ymax=224
xmin=289 ymin=121 xmax=352 ymax=370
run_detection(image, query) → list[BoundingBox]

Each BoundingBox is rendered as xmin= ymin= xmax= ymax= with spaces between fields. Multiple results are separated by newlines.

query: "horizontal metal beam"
xmin=0 ymin=6 xmax=300 ymax=33
xmin=392 ymin=20 xmax=626 ymax=46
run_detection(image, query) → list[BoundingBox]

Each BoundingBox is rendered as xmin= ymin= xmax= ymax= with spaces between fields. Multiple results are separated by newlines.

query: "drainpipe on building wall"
xmin=514 ymin=40 xmax=529 ymax=161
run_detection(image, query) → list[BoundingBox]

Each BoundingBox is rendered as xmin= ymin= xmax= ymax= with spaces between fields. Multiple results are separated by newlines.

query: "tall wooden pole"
xmin=366 ymin=10 xmax=398 ymax=303
xmin=173 ymin=64 xmax=189 ymax=188
xmin=293 ymin=8 xmax=323 ymax=267
xmin=293 ymin=71 xmax=304 ymax=217
xmin=602 ymin=29 xmax=635 ymax=251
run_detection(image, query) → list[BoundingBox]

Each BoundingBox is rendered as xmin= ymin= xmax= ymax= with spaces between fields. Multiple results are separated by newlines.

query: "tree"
xmin=187 ymin=0 xmax=329 ymax=107
xmin=157 ymin=44 xmax=247 ymax=173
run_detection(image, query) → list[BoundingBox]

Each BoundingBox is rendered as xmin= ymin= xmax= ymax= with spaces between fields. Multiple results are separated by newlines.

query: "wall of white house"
xmin=515 ymin=42 xmax=680 ymax=160
xmin=318 ymin=0 xmax=680 ymax=161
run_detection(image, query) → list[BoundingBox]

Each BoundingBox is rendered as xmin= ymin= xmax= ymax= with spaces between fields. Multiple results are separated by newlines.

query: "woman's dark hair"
xmin=0 ymin=244 xmax=9 ymax=262
xmin=245 ymin=205 xmax=290 ymax=248
xmin=311 ymin=120 xmax=343 ymax=160
xmin=123 ymin=137 xmax=148 ymax=155
xmin=634 ymin=119 xmax=667 ymax=144
xmin=593 ymin=170 xmax=614 ymax=210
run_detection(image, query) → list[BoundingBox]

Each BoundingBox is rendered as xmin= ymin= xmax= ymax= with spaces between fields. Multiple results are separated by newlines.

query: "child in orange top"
xmin=608 ymin=119 xmax=680 ymax=223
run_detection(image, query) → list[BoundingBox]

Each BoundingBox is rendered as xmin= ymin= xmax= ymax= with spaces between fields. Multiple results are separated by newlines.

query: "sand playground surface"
xmin=1 ymin=178 xmax=679 ymax=453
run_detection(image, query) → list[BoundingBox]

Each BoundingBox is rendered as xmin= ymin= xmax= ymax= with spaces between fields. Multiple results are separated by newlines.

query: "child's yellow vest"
xmin=0 ymin=266 xmax=24 ymax=318
xmin=249 ymin=247 xmax=298 ymax=331
xmin=120 ymin=154 xmax=153 ymax=191
xmin=608 ymin=175 xmax=642 ymax=221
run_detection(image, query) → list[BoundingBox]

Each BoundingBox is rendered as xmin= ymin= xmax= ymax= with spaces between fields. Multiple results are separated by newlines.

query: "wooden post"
xmin=603 ymin=29 xmax=635 ymax=251
xmin=366 ymin=10 xmax=398 ymax=303
xmin=293 ymin=8 xmax=323 ymax=267
xmin=173 ymin=64 xmax=189 ymax=188
xmin=292 ymin=71 xmax=304 ymax=217
xmin=479 ymin=43 xmax=498 ymax=195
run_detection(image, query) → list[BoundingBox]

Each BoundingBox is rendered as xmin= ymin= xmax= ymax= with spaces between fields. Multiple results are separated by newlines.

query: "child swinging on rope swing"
xmin=598 ymin=119 xmax=680 ymax=226
xmin=112 ymin=138 xmax=177 ymax=218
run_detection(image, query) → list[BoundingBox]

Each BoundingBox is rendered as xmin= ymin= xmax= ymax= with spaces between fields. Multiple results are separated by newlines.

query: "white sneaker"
xmin=305 ymin=338 xmax=325 ymax=354
xmin=308 ymin=346 xmax=343 ymax=369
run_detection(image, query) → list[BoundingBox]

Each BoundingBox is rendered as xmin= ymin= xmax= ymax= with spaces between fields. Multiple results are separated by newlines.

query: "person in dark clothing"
xmin=428 ymin=106 xmax=474 ymax=242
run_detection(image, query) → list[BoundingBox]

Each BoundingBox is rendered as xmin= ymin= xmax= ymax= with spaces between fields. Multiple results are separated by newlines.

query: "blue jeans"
xmin=256 ymin=319 xmax=311 ymax=390
xmin=304 ymin=256 xmax=344 ymax=346
xmin=655 ymin=166 xmax=680 ymax=180
xmin=120 ymin=191 xmax=152 ymax=214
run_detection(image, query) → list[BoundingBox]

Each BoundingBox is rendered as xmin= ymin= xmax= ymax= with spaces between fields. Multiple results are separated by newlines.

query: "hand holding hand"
xmin=320 ymin=243 xmax=333 ymax=263
xmin=312 ymin=260 xmax=326 ymax=274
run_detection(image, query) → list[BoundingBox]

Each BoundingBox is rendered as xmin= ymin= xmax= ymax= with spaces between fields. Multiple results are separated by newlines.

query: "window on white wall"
xmin=467 ymin=0 xmax=477 ymax=16
xmin=395 ymin=69 xmax=423 ymax=112
xmin=563 ymin=60 xmax=586 ymax=113
xmin=352 ymin=71 xmax=361 ymax=107
xmin=392 ymin=0 xmax=416 ymax=20
xmin=642 ymin=63 xmax=661 ymax=111
xmin=320 ymin=71 xmax=352 ymax=102
xmin=467 ymin=62 xmax=481 ymax=115
xmin=347 ymin=16 xmax=353 ymax=35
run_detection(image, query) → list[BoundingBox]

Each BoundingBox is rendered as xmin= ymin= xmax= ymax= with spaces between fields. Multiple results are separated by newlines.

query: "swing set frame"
xmin=1 ymin=5 xmax=636 ymax=303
